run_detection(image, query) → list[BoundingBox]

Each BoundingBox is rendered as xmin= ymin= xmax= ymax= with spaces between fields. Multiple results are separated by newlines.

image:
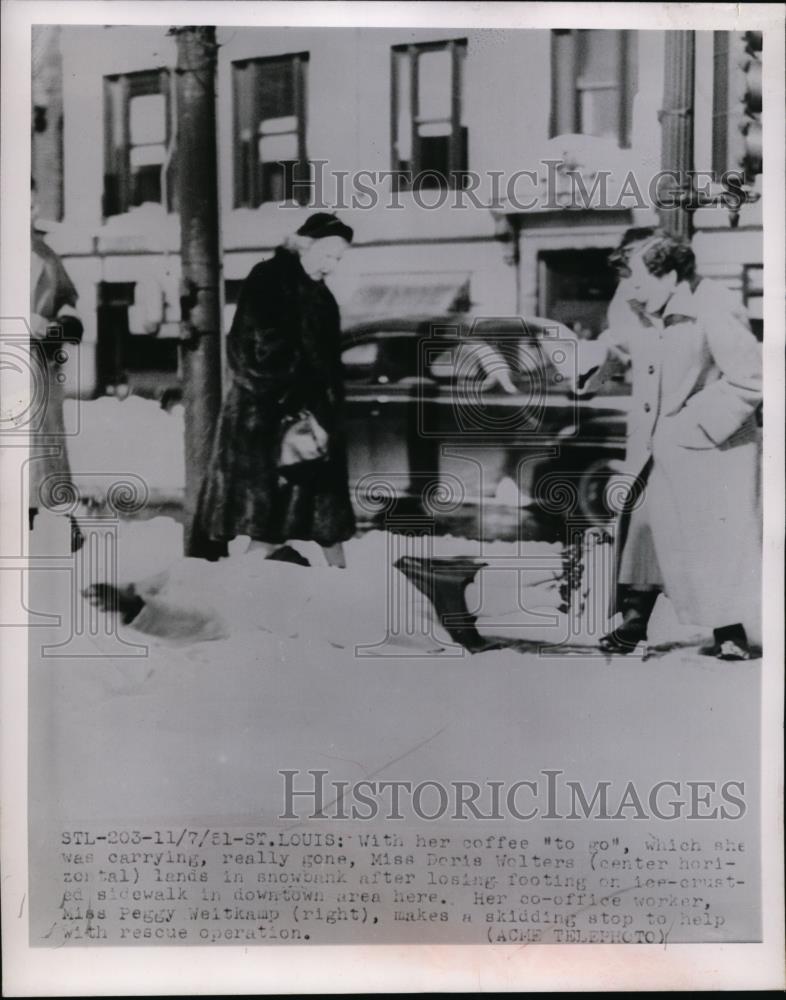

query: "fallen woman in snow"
xmin=83 ymin=547 xmax=567 ymax=654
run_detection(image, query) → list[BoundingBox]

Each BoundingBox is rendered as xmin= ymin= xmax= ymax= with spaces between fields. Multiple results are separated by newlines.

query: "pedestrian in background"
xmin=29 ymin=177 xmax=84 ymax=550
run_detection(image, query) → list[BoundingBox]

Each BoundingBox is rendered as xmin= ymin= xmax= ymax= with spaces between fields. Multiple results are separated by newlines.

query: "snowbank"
xmin=97 ymin=518 xmax=703 ymax=655
xmin=64 ymin=396 xmax=185 ymax=499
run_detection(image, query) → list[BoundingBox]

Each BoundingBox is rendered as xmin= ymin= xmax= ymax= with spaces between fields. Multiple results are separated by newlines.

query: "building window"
xmin=103 ymin=69 xmax=175 ymax=218
xmin=232 ymin=53 xmax=309 ymax=207
xmin=550 ymin=30 xmax=637 ymax=147
xmin=391 ymin=39 xmax=468 ymax=190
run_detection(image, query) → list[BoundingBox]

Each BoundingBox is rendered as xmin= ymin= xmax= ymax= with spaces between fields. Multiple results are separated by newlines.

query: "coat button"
xmin=644 ymin=402 xmax=651 ymax=412
xmin=648 ymin=364 xmax=655 ymax=374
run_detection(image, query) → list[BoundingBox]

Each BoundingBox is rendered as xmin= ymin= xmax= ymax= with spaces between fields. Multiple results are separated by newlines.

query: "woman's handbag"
xmin=277 ymin=409 xmax=329 ymax=482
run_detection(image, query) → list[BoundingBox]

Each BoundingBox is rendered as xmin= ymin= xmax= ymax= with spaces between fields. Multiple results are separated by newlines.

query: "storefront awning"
xmin=342 ymin=274 xmax=470 ymax=324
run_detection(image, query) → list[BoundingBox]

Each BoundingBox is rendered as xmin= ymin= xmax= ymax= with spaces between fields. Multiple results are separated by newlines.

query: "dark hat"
xmin=296 ymin=212 xmax=353 ymax=243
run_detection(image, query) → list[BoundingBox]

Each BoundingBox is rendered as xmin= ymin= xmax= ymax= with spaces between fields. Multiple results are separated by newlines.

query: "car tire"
xmin=575 ymin=455 xmax=628 ymax=524
xmin=533 ymin=453 xmax=626 ymax=526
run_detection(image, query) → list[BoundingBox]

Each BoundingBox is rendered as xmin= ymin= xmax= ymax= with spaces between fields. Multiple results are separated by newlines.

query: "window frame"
xmin=549 ymin=29 xmax=636 ymax=149
xmin=232 ymin=51 xmax=310 ymax=208
xmin=103 ymin=67 xmax=174 ymax=219
xmin=390 ymin=37 xmax=468 ymax=191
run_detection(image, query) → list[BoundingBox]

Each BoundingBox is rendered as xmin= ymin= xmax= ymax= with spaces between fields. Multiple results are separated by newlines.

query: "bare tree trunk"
xmin=173 ymin=26 xmax=223 ymax=556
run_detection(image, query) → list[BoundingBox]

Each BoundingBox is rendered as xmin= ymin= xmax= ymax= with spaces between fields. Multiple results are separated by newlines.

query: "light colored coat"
xmin=575 ymin=277 xmax=762 ymax=634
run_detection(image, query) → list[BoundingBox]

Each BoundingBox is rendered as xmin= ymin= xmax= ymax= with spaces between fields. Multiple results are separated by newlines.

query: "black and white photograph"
xmin=2 ymin=1 xmax=784 ymax=994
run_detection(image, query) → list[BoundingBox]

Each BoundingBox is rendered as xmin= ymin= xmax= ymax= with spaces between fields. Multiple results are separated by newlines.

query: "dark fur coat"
xmin=195 ymin=247 xmax=356 ymax=549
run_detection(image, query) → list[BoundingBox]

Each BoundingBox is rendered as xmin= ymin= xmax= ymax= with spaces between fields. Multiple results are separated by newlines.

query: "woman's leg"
xmin=247 ymin=539 xmax=278 ymax=556
xmin=321 ymin=542 xmax=346 ymax=568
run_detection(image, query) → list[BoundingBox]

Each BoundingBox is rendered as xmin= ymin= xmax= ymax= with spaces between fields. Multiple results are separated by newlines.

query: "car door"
xmin=342 ymin=329 xmax=440 ymax=518
xmin=421 ymin=326 xmax=565 ymax=506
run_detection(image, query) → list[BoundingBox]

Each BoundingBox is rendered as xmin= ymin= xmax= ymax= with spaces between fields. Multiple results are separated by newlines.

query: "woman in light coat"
xmin=571 ymin=228 xmax=762 ymax=659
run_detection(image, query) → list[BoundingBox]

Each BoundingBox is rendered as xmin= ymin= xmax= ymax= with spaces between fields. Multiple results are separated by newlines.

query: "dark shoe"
xmin=598 ymin=621 xmax=648 ymax=655
xmin=394 ymin=555 xmax=496 ymax=653
xmin=599 ymin=587 xmax=659 ymax=655
xmin=699 ymin=624 xmax=751 ymax=661
xmin=83 ymin=583 xmax=145 ymax=624
xmin=267 ymin=544 xmax=310 ymax=567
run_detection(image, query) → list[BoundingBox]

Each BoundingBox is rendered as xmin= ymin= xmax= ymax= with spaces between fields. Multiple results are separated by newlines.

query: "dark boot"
xmin=394 ymin=556 xmax=504 ymax=653
xmin=599 ymin=587 xmax=660 ymax=654
xmin=267 ymin=544 xmax=310 ymax=567
xmin=699 ymin=624 xmax=751 ymax=661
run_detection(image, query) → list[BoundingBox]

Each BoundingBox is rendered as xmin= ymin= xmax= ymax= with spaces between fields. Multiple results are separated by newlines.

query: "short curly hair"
xmin=609 ymin=227 xmax=696 ymax=282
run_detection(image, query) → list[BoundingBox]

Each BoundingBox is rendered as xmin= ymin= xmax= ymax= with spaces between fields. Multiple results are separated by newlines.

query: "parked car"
xmin=340 ymin=313 xmax=631 ymax=536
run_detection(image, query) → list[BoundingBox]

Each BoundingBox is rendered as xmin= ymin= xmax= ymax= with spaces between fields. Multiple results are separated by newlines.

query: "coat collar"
xmin=624 ymin=279 xmax=700 ymax=328
xmin=274 ymin=245 xmax=322 ymax=287
xmin=660 ymin=279 xmax=701 ymax=326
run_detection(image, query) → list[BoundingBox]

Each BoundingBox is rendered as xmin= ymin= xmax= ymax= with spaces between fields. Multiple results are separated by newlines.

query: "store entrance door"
xmin=538 ymin=247 xmax=618 ymax=339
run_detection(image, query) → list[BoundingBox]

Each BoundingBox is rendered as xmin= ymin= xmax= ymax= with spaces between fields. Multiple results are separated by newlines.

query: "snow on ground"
xmin=105 ymin=517 xmax=705 ymax=649
xmin=27 ymin=510 xmax=759 ymax=829
xmin=30 ymin=519 xmax=756 ymax=828
xmin=30 ymin=503 xmax=707 ymax=661
xmin=65 ymin=396 xmax=186 ymax=499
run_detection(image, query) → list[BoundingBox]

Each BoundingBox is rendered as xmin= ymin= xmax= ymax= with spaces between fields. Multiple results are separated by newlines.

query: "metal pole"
xmin=659 ymin=30 xmax=695 ymax=239
xmin=173 ymin=26 xmax=223 ymax=556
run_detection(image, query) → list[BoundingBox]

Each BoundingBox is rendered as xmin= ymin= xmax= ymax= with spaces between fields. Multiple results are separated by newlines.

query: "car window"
xmin=342 ymin=342 xmax=379 ymax=369
xmin=380 ymin=335 xmax=421 ymax=382
xmin=342 ymin=334 xmax=424 ymax=383
xmin=427 ymin=345 xmax=456 ymax=380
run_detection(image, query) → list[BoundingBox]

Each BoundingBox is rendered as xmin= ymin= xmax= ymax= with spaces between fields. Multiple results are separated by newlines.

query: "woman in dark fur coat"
xmin=195 ymin=213 xmax=356 ymax=567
